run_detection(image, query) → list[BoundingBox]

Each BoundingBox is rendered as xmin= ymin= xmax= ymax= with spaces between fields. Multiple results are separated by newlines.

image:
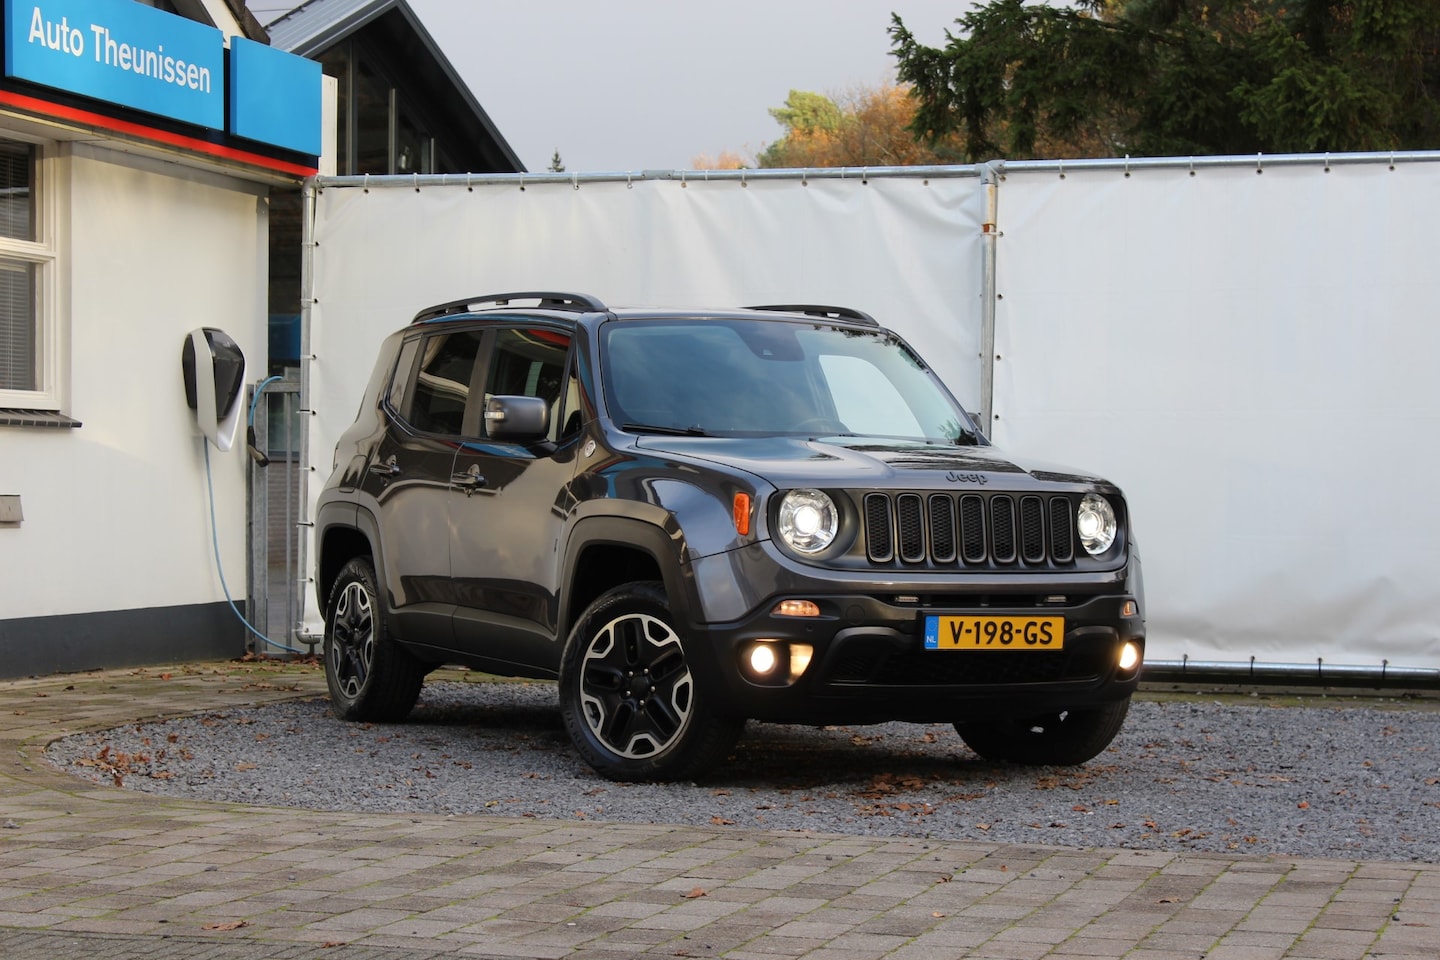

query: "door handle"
xmin=368 ymin=456 xmax=400 ymax=477
xmin=451 ymin=463 xmax=486 ymax=494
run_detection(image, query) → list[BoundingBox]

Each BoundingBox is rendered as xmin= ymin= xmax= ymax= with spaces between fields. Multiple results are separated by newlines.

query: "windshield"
xmin=600 ymin=318 xmax=977 ymax=442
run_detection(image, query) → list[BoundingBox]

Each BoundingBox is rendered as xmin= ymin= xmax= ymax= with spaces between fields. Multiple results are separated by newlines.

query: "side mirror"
xmin=484 ymin=395 xmax=549 ymax=440
xmin=182 ymin=328 xmax=246 ymax=451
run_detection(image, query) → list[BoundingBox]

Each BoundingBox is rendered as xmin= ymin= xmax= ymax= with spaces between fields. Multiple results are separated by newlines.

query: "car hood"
xmin=631 ymin=435 xmax=1113 ymax=491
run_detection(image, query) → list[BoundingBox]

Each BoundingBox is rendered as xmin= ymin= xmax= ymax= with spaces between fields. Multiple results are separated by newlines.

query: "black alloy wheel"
xmin=323 ymin=556 xmax=426 ymax=722
xmin=560 ymin=581 xmax=742 ymax=781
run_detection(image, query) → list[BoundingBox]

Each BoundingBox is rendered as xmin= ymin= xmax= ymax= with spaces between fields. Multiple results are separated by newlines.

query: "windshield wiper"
xmin=622 ymin=422 xmax=710 ymax=437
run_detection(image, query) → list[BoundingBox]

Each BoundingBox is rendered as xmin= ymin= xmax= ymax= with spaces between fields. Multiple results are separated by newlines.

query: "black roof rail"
xmin=746 ymin=303 xmax=879 ymax=327
xmin=412 ymin=291 xmax=608 ymax=324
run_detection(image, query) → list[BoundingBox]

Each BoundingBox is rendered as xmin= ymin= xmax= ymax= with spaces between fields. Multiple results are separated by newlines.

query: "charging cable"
xmin=246 ymin=374 xmax=284 ymax=465
xmin=202 ymin=374 xmax=305 ymax=655
xmin=204 ymin=442 xmax=305 ymax=655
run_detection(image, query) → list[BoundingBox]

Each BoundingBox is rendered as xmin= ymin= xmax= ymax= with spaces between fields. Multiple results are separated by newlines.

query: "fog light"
xmin=773 ymin=599 xmax=820 ymax=617
xmin=1121 ymin=600 xmax=1138 ymax=617
xmin=1118 ymin=641 xmax=1141 ymax=672
xmin=748 ymin=642 xmax=780 ymax=676
xmin=789 ymin=643 xmax=814 ymax=678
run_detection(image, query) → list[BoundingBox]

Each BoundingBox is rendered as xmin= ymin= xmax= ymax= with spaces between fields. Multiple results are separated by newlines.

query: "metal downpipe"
xmin=977 ymin=161 xmax=1004 ymax=432
xmin=295 ymin=178 xmax=319 ymax=647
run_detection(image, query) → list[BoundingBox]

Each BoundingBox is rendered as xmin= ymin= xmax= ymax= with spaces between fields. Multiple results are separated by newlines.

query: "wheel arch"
xmin=559 ymin=516 xmax=696 ymax=647
xmin=315 ymin=502 xmax=384 ymax=616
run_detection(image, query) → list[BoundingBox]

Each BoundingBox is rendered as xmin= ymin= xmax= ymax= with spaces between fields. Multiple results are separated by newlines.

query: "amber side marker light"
xmin=773 ymin=599 xmax=820 ymax=618
xmin=733 ymin=492 xmax=751 ymax=536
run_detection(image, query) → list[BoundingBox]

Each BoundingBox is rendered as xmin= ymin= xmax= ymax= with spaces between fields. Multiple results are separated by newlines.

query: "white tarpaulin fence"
xmin=301 ymin=155 xmax=1440 ymax=676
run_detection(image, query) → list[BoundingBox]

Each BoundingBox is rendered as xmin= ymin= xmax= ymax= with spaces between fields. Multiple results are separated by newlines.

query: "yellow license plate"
xmin=924 ymin=615 xmax=1065 ymax=650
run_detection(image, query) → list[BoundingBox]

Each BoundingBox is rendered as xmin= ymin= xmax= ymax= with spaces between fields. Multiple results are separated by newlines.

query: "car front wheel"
xmin=324 ymin=556 xmax=426 ymax=722
xmin=559 ymin=581 xmax=742 ymax=782
xmin=954 ymin=699 xmax=1130 ymax=766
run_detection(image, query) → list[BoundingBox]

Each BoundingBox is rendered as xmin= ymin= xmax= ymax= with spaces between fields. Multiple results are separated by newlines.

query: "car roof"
xmin=409 ymin=291 xmax=879 ymax=329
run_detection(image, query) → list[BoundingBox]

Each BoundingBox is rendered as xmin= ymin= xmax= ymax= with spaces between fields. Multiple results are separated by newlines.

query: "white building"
xmin=0 ymin=0 xmax=518 ymax=677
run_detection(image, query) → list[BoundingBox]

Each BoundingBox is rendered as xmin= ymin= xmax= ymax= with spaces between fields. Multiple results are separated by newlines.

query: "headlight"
xmin=777 ymin=489 xmax=838 ymax=554
xmin=1077 ymin=493 xmax=1117 ymax=555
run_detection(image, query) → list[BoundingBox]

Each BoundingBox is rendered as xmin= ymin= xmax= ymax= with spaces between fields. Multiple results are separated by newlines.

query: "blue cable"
xmin=204 ymin=380 xmax=306 ymax=656
xmin=249 ymin=374 xmax=284 ymax=427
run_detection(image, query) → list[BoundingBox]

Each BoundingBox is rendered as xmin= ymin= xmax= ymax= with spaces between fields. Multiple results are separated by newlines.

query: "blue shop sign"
xmin=4 ymin=0 xmax=224 ymax=130
xmin=229 ymin=37 xmax=320 ymax=157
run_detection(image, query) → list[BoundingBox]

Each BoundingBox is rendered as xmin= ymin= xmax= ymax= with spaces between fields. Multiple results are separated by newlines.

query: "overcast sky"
xmin=394 ymin=1 xmax=975 ymax=173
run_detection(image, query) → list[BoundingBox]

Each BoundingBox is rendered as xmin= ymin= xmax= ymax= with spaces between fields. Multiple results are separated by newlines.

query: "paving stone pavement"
xmin=2 ymin=661 xmax=1438 ymax=960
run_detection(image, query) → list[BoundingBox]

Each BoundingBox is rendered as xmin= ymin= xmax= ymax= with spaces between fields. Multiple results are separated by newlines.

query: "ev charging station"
xmin=182 ymin=328 xmax=247 ymax=453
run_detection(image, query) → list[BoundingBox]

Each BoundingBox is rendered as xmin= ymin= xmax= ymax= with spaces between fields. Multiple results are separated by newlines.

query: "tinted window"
xmin=407 ymin=330 xmax=482 ymax=435
xmin=484 ymin=328 xmax=571 ymax=441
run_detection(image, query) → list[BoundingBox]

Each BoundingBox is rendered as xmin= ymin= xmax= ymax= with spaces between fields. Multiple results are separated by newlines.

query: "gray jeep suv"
xmin=315 ymin=292 xmax=1146 ymax=781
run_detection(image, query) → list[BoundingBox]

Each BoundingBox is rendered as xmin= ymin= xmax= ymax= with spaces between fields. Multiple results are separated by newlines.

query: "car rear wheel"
xmin=560 ymin=581 xmax=742 ymax=782
xmin=324 ymin=556 xmax=426 ymax=722
xmin=954 ymin=699 xmax=1130 ymax=766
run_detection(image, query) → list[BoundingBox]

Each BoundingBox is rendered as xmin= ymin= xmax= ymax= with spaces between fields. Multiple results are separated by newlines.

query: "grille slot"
xmin=861 ymin=492 xmax=1081 ymax=568
xmin=959 ymin=495 xmax=986 ymax=563
xmin=1049 ymin=496 xmax=1075 ymax=562
xmin=864 ymin=493 xmax=894 ymax=562
xmin=896 ymin=494 xmax=925 ymax=563
xmin=990 ymin=496 xmax=1017 ymax=563
xmin=928 ymin=495 xmax=956 ymax=562
xmin=1020 ymin=496 xmax=1045 ymax=563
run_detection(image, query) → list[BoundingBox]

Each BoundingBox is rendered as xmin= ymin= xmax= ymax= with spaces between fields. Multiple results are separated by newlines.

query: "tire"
xmin=559 ymin=581 xmax=743 ymax=782
xmin=323 ymin=556 xmax=426 ymax=723
xmin=955 ymin=698 xmax=1130 ymax=766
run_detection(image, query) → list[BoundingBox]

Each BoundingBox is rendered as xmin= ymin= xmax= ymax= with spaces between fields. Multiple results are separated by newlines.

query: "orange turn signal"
xmin=733 ymin=492 xmax=751 ymax=536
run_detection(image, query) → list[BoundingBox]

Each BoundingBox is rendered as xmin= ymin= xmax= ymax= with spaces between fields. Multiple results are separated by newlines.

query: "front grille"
xmin=863 ymin=492 xmax=1078 ymax=568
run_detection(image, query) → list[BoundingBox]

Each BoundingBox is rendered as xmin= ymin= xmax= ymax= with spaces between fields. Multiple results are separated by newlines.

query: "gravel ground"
xmin=45 ymin=680 xmax=1440 ymax=863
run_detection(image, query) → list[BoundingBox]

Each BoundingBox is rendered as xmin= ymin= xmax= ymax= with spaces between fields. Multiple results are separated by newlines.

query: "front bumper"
xmin=686 ymin=583 xmax=1145 ymax=726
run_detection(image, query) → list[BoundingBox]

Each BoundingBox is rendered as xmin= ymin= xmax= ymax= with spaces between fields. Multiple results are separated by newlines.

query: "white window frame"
xmin=0 ymin=133 xmax=62 ymax=411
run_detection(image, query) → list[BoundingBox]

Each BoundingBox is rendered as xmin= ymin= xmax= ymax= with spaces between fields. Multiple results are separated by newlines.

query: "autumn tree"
xmin=890 ymin=0 xmax=1440 ymax=162
xmin=757 ymin=84 xmax=966 ymax=167
xmin=691 ymin=150 xmax=751 ymax=170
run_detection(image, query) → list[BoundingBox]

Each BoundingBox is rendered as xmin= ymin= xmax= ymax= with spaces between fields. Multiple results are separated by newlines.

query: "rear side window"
xmin=404 ymin=330 xmax=483 ymax=435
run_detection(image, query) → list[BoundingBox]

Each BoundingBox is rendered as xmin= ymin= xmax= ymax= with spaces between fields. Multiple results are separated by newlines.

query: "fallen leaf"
xmin=931 ymin=911 xmax=946 ymax=918
xmin=1297 ymin=801 xmax=1310 ymax=810
xmin=710 ymin=816 xmax=734 ymax=826
xmin=202 ymin=920 xmax=248 ymax=931
xmin=235 ymin=762 xmax=258 ymax=772
xmin=683 ymin=886 xmax=707 ymax=899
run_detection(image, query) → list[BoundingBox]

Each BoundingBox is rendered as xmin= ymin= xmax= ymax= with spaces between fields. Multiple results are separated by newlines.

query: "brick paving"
xmin=1 ymin=662 xmax=1437 ymax=959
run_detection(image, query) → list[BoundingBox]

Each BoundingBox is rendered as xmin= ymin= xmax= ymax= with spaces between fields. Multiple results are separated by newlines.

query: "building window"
xmin=0 ymin=136 xmax=59 ymax=409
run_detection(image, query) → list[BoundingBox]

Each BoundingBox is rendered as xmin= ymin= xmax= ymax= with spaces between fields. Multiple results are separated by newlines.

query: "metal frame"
xmin=277 ymin=153 xmax=1440 ymax=685
xmin=245 ymin=377 xmax=307 ymax=654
